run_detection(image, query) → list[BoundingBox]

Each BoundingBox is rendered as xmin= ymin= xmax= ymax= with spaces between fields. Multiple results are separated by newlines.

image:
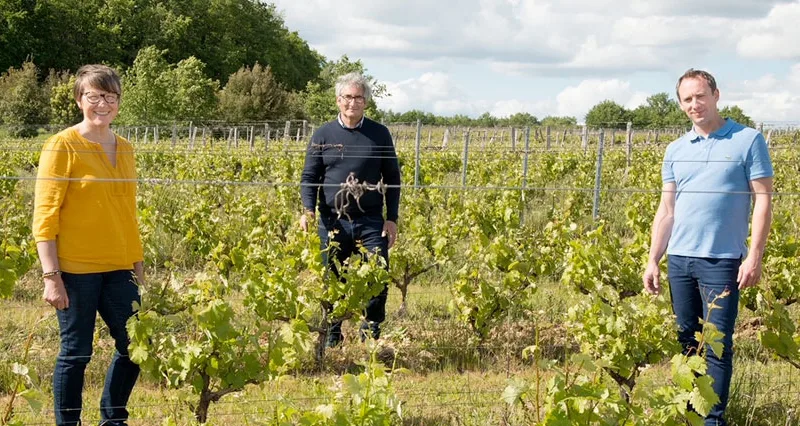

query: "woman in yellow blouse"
xmin=33 ymin=64 xmax=143 ymax=426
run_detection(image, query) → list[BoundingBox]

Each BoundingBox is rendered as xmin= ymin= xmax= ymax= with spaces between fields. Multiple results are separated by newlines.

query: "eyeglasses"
xmin=339 ymin=95 xmax=366 ymax=104
xmin=82 ymin=92 xmax=119 ymax=104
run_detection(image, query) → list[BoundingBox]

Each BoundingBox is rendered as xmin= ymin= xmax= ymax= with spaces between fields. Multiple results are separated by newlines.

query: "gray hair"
xmin=335 ymin=72 xmax=372 ymax=102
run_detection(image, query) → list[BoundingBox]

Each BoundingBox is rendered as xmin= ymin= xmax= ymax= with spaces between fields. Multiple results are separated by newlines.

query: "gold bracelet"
xmin=42 ymin=270 xmax=62 ymax=278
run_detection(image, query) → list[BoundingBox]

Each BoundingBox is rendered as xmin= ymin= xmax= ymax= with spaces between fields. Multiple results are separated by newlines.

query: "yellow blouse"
xmin=33 ymin=128 xmax=144 ymax=273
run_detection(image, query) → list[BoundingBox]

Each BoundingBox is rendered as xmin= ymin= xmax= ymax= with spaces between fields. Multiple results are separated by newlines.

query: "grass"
xmin=2 ymin=275 xmax=799 ymax=425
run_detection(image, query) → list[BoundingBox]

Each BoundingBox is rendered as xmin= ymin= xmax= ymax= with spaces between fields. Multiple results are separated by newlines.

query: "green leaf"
xmin=130 ymin=345 xmax=148 ymax=364
xmin=19 ymin=388 xmax=46 ymax=413
xmin=689 ymin=375 xmax=719 ymax=417
xmin=342 ymin=374 xmax=362 ymax=397
xmin=686 ymin=411 xmax=705 ymax=426
xmin=502 ymin=380 xmax=527 ymax=405
xmin=671 ymin=355 xmax=694 ymax=390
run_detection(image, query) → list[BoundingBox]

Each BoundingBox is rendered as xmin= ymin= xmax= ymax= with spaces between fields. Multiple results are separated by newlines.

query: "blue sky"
xmin=271 ymin=0 xmax=800 ymax=125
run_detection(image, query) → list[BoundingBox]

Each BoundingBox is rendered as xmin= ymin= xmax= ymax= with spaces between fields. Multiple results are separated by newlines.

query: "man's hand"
xmin=382 ymin=220 xmax=398 ymax=249
xmin=737 ymin=255 xmax=762 ymax=290
xmin=642 ymin=260 xmax=662 ymax=295
xmin=43 ymin=276 xmax=69 ymax=310
xmin=299 ymin=210 xmax=315 ymax=232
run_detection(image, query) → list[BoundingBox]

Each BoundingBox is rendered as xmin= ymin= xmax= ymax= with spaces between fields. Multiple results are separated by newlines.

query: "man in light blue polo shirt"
xmin=642 ymin=69 xmax=773 ymax=426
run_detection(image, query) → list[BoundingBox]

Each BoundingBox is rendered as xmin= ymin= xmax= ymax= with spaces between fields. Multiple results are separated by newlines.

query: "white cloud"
xmin=555 ymin=79 xmax=649 ymax=121
xmin=271 ymin=0 xmax=800 ymax=123
xmin=737 ymin=1 xmax=800 ymax=59
xmin=567 ymin=36 xmax=664 ymax=70
xmin=611 ymin=16 xmax=735 ymax=48
xmin=490 ymin=99 xmax=555 ymax=119
xmin=625 ymin=0 xmax=793 ymax=17
xmin=378 ymin=73 xmax=554 ymax=118
xmin=379 ymin=72 xmax=467 ymax=114
xmin=726 ymin=64 xmax=800 ymax=122
xmin=545 ymin=0 xmax=792 ymax=17
xmin=273 ymin=0 xmax=798 ymax=78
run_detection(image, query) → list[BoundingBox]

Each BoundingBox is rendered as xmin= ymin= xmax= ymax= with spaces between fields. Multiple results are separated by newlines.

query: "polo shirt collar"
xmin=337 ymin=114 xmax=365 ymax=129
xmin=688 ymin=118 xmax=734 ymax=142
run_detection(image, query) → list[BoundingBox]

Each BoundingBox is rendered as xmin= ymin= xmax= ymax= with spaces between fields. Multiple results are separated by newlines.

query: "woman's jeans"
xmin=54 ymin=270 xmax=140 ymax=426
xmin=318 ymin=215 xmax=389 ymax=346
xmin=667 ymin=255 xmax=741 ymax=426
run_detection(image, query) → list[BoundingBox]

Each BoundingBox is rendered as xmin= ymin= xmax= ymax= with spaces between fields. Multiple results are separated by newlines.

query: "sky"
xmin=270 ymin=0 xmax=800 ymax=125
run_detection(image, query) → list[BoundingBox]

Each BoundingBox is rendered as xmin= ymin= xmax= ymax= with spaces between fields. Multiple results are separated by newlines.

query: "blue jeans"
xmin=54 ymin=270 xmax=141 ymax=426
xmin=318 ymin=215 xmax=389 ymax=345
xmin=667 ymin=255 xmax=741 ymax=426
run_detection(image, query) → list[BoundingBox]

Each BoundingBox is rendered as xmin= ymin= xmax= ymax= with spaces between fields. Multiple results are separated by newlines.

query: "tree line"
xmin=583 ymin=95 xmax=755 ymax=129
xmin=377 ymin=94 xmax=755 ymax=129
xmin=0 ymin=0 xmax=757 ymax=136
xmin=0 ymin=0 xmax=320 ymax=90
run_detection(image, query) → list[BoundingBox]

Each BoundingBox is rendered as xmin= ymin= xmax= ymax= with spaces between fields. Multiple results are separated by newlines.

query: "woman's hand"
xmin=43 ymin=275 xmax=69 ymax=310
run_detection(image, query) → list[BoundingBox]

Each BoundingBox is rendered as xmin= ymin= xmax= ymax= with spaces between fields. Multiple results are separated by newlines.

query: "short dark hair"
xmin=73 ymin=64 xmax=121 ymax=101
xmin=676 ymin=68 xmax=717 ymax=100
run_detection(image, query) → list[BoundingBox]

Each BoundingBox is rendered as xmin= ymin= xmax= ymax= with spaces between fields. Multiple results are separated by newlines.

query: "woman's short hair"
xmin=73 ymin=64 xmax=122 ymax=101
xmin=335 ymin=72 xmax=372 ymax=102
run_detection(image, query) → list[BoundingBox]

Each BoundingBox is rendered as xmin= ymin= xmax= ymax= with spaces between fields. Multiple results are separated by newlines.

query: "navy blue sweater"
xmin=301 ymin=117 xmax=401 ymax=222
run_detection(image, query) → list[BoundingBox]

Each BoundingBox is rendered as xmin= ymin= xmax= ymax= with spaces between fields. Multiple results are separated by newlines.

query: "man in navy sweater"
xmin=300 ymin=72 xmax=401 ymax=347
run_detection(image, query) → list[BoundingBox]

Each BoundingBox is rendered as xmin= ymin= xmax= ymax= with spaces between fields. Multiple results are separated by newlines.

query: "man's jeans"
xmin=667 ymin=255 xmax=741 ymax=426
xmin=318 ymin=215 xmax=389 ymax=346
xmin=54 ymin=270 xmax=141 ymax=426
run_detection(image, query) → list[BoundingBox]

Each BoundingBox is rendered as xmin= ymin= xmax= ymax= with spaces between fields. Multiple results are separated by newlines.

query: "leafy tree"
xmin=117 ymin=46 xmax=218 ymax=123
xmin=475 ymin=112 xmax=498 ymax=127
xmin=301 ymin=55 xmax=387 ymax=124
xmin=48 ymin=72 xmax=81 ymax=126
xmin=171 ymin=57 xmax=219 ymax=121
xmin=217 ymin=63 xmax=290 ymax=123
xmin=446 ymin=114 xmax=473 ymax=126
xmin=540 ymin=115 xmax=577 ymax=127
xmin=0 ymin=61 xmax=49 ymax=137
xmin=631 ymin=93 xmax=687 ymax=128
xmin=501 ymin=112 xmax=539 ymax=127
xmin=392 ymin=109 xmax=436 ymax=125
xmin=0 ymin=1 xmax=108 ymax=75
xmin=720 ymin=105 xmax=755 ymax=128
xmin=584 ymin=100 xmax=631 ymax=129
xmin=117 ymin=46 xmax=173 ymax=124
xmin=1 ymin=0 xmax=322 ymax=91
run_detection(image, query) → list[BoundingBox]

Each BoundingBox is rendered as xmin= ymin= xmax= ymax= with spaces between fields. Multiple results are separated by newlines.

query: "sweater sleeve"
xmin=381 ymin=129 xmax=401 ymax=222
xmin=33 ymin=137 xmax=72 ymax=242
xmin=300 ymin=130 xmax=325 ymax=212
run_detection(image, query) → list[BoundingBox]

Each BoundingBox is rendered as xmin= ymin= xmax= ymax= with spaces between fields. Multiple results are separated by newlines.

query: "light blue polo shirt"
xmin=662 ymin=119 xmax=773 ymax=259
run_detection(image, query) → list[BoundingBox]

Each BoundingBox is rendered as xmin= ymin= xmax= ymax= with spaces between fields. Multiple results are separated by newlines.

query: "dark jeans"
xmin=318 ymin=215 xmax=389 ymax=345
xmin=54 ymin=270 xmax=141 ymax=426
xmin=667 ymin=255 xmax=741 ymax=426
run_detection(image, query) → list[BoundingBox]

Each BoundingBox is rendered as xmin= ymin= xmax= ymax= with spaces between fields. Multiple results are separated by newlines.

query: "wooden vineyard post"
xmin=582 ymin=125 xmax=588 ymax=153
xmin=626 ymin=122 xmax=633 ymax=168
xmin=461 ymin=129 xmax=470 ymax=188
xmin=521 ymin=126 xmax=531 ymax=225
xmin=592 ymin=130 xmax=605 ymax=221
xmin=546 ymin=126 xmax=551 ymax=150
xmin=414 ymin=119 xmax=422 ymax=187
